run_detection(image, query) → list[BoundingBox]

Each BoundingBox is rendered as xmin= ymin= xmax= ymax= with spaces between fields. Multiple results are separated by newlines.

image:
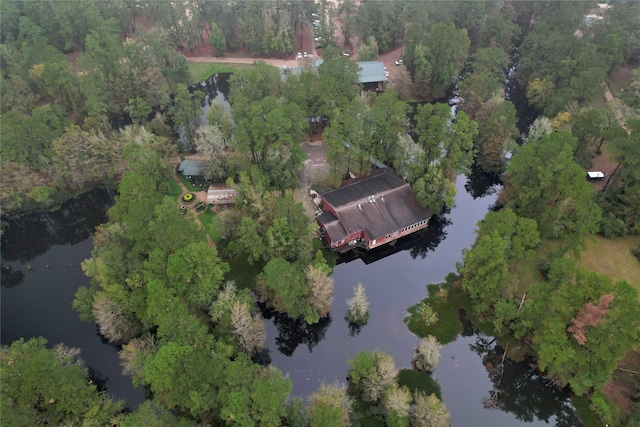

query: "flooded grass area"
xmin=397 ymin=368 xmax=442 ymax=399
xmin=405 ymin=276 xmax=494 ymax=345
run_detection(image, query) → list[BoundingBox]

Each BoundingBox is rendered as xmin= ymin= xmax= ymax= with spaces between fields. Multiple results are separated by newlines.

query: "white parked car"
xmin=303 ymin=51 xmax=308 ymax=58
xmin=296 ymin=52 xmax=302 ymax=59
xmin=395 ymin=59 xmax=404 ymax=66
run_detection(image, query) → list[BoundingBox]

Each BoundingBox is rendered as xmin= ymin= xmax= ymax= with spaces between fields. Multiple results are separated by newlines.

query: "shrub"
xmin=631 ymin=245 xmax=640 ymax=262
xmin=182 ymin=193 xmax=194 ymax=202
xmin=418 ymin=302 xmax=438 ymax=327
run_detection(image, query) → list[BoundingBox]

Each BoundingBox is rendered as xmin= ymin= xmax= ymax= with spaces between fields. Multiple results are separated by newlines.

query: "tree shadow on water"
xmin=464 ymin=164 xmax=502 ymax=200
xmin=1 ymin=264 xmax=25 ymax=288
xmin=460 ymin=313 xmax=581 ymax=426
xmin=260 ymin=304 xmax=332 ymax=357
xmin=409 ymin=214 xmax=451 ymax=260
xmin=346 ymin=320 xmax=366 ymax=337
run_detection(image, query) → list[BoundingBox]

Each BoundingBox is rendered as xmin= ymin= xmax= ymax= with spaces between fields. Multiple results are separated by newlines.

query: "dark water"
xmin=0 ymin=188 xmax=146 ymax=408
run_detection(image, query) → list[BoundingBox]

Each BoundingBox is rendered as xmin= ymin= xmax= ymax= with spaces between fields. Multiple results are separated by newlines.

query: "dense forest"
xmin=2 ymin=0 xmax=640 ymax=426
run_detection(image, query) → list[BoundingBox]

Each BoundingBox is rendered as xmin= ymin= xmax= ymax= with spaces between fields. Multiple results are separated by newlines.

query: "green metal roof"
xmin=178 ymin=159 xmax=208 ymax=177
xmin=357 ymin=61 xmax=386 ymax=84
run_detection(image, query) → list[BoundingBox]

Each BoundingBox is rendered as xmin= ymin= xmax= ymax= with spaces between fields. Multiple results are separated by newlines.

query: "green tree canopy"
xmin=500 ymin=130 xmax=601 ymax=254
xmin=1 ymin=338 xmax=124 ymax=425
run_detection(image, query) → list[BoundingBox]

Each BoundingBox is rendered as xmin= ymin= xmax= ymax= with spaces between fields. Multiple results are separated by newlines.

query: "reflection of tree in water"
xmin=1 ymin=264 xmax=25 ymax=288
xmin=193 ymin=73 xmax=231 ymax=107
xmin=462 ymin=311 xmax=581 ymax=426
xmin=409 ymin=213 xmax=450 ymax=260
xmin=259 ymin=304 xmax=332 ymax=357
xmin=1 ymin=188 xmax=113 ymax=263
xmin=347 ymin=320 xmax=365 ymax=337
xmin=464 ymin=164 xmax=501 ymax=200
xmin=251 ymin=347 xmax=272 ymax=366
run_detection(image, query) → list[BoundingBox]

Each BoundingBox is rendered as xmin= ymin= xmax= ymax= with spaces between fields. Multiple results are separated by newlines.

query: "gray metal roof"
xmin=319 ymin=171 xmax=430 ymax=241
xmin=280 ymin=60 xmax=324 ymax=80
xmin=178 ymin=159 xmax=209 ymax=177
xmin=280 ymin=60 xmax=386 ymax=84
xmin=357 ymin=61 xmax=386 ymax=84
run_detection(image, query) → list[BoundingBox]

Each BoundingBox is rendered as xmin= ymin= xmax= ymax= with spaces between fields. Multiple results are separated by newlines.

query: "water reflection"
xmin=260 ymin=304 xmax=332 ymax=357
xmin=191 ymin=73 xmax=232 ymax=117
xmin=464 ymin=164 xmax=502 ymax=200
xmin=0 ymin=188 xmax=114 ymax=263
xmin=1 ymin=188 xmax=145 ymax=408
xmin=452 ymin=311 xmax=581 ymax=426
xmin=1 ymin=264 xmax=25 ymax=288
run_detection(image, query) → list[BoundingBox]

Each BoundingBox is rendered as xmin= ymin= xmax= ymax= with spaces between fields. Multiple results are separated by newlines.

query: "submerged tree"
xmin=411 ymin=392 xmax=450 ymax=427
xmin=309 ymin=381 xmax=353 ymax=427
xmin=413 ymin=335 xmax=442 ymax=373
xmin=231 ymin=300 xmax=267 ymax=354
xmin=346 ymin=283 xmax=370 ymax=325
xmin=305 ymin=259 xmax=334 ymax=319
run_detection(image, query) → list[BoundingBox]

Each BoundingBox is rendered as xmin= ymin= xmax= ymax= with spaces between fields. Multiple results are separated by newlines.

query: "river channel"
xmin=0 ymin=73 xmax=581 ymax=425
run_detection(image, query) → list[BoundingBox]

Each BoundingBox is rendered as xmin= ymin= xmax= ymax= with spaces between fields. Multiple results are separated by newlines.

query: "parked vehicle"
xmin=296 ymin=52 xmax=302 ymax=59
xmin=303 ymin=51 xmax=308 ymax=58
xmin=395 ymin=59 xmax=404 ymax=66
xmin=587 ymin=171 xmax=605 ymax=180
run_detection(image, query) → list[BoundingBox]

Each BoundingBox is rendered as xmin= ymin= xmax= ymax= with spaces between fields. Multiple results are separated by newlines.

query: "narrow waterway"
xmin=0 ymin=189 xmax=146 ymax=408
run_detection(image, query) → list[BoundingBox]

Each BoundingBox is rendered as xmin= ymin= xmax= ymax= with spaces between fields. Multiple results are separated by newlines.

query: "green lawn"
xmin=187 ymin=62 xmax=252 ymax=84
xmin=224 ymin=251 xmax=265 ymax=290
xmin=578 ymin=235 xmax=640 ymax=299
xmin=199 ymin=207 xmax=222 ymax=243
xmin=177 ymin=173 xmax=203 ymax=192
xmin=166 ymin=178 xmax=182 ymax=198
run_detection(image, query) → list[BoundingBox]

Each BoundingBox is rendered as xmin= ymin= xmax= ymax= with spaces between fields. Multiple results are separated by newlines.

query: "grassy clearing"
xmin=579 ymin=235 xmax=640 ymax=299
xmin=166 ymin=178 xmax=182 ymax=198
xmin=187 ymin=62 xmax=252 ymax=84
xmin=224 ymin=251 xmax=265 ymax=290
xmin=177 ymin=173 xmax=203 ymax=192
xmin=397 ymin=369 xmax=442 ymax=400
xmin=199 ymin=207 xmax=222 ymax=243
xmin=607 ymin=68 xmax=633 ymax=99
xmin=312 ymin=237 xmax=338 ymax=269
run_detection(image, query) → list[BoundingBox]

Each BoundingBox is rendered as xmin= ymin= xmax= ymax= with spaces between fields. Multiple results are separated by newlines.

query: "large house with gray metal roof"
xmin=316 ymin=170 xmax=430 ymax=252
xmin=280 ymin=60 xmax=388 ymax=87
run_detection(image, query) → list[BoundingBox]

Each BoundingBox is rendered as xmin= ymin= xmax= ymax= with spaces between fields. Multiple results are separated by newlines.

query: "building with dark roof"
xmin=316 ymin=170 xmax=431 ymax=252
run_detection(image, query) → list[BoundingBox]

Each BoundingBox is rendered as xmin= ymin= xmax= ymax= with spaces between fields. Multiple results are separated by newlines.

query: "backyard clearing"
xmin=578 ymin=235 xmax=640 ymax=298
